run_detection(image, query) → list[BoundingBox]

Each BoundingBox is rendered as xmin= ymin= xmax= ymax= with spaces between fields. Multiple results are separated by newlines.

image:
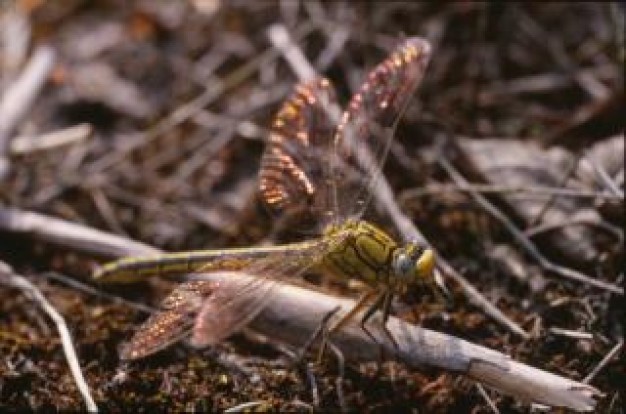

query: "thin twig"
xmin=524 ymin=217 xmax=623 ymax=248
xmin=42 ymin=271 xmax=156 ymax=314
xmin=583 ymin=339 xmax=623 ymax=384
xmin=581 ymin=154 xmax=624 ymax=197
xmin=399 ymin=183 xmax=623 ymax=201
xmin=529 ymin=154 xmax=580 ymax=227
xmin=224 ymin=401 xmax=266 ymax=413
xmin=476 ymin=382 xmax=500 ymax=414
xmin=267 ymin=24 xmax=317 ymax=82
xmin=0 ymin=206 xmax=160 ymax=259
xmin=9 ymin=123 xmax=92 ymax=155
xmin=0 ymin=262 xmax=98 ymax=412
xmin=438 ymin=155 xmax=623 ymax=295
xmin=0 ymin=45 xmax=55 ymax=179
xmin=548 ymin=328 xmax=594 ymax=341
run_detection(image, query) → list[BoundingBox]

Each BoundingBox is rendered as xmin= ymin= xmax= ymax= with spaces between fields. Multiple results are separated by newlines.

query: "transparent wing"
xmin=328 ymin=37 xmax=432 ymax=222
xmin=190 ymin=273 xmax=278 ymax=347
xmin=119 ymin=280 xmax=214 ymax=360
xmin=259 ymin=78 xmax=340 ymax=228
xmin=190 ymin=235 xmax=346 ymax=347
xmin=120 ymin=236 xmax=345 ymax=359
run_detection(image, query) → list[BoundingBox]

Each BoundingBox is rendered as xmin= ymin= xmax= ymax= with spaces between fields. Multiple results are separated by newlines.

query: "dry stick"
xmin=0 ymin=45 xmax=55 ymax=179
xmin=548 ymin=327 xmax=594 ymax=341
xmin=583 ymin=339 xmax=623 ymax=384
xmin=9 ymin=123 xmax=92 ymax=155
xmin=0 ymin=206 xmax=159 ymax=259
xmin=439 ymin=156 xmax=623 ymax=295
xmin=0 ymin=262 xmax=98 ymax=413
xmin=581 ymin=154 xmax=624 ymax=197
xmin=267 ymin=24 xmax=529 ymax=338
xmin=43 ymin=271 xmax=156 ymax=314
xmin=196 ymin=271 xmax=601 ymax=412
xmin=475 ymin=383 xmax=500 ymax=414
xmin=400 ymin=183 xmax=623 ymax=201
xmin=90 ymin=187 xmax=129 ymax=237
xmin=267 ymin=24 xmax=317 ymax=81
xmin=529 ymin=153 xmax=580 ymax=227
xmin=223 ymin=401 xmax=266 ymax=413
xmin=524 ymin=217 xmax=623 ymax=247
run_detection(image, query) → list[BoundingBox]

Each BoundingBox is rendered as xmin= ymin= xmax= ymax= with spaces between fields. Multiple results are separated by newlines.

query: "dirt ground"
xmin=0 ymin=1 xmax=623 ymax=412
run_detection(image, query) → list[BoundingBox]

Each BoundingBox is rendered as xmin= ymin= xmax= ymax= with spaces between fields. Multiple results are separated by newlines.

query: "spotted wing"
xmin=328 ymin=37 xmax=432 ymax=223
xmin=119 ymin=280 xmax=214 ymax=360
xmin=259 ymin=78 xmax=340 ymax=225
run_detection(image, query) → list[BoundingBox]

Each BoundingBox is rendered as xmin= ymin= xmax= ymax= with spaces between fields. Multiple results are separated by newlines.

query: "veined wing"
xmin=328 ymin=37 xmax=431 ymax=223
xmin=119 ymin=280 xmax=214 ymax=360
xmin=259 ymin=78 xmax=340 ymax=226
xmin=258 ymin=38 xmax=431 ymax=228
xmin=120 ymin=235 xmax=345 ymax=359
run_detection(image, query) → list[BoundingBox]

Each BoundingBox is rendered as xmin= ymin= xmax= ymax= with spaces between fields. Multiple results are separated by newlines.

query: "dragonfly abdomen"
xmin=94 ymin=242 xmax=318 ymax=284
xmin=93 ymin=251 xmax=257 ymax=283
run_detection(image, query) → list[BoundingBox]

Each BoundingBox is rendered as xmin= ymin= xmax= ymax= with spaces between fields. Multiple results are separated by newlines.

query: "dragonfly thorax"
xmin=320 ymin=220 xmax=435 ymax=288
xmin=318 ymin=220 xmax=401 ymax=286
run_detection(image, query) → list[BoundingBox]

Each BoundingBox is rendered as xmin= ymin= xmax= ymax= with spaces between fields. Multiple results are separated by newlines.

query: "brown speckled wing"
xmin=330 ymin=37 xmax=431 ymax=222
xmin=259 ymin=78 xmax=339 ymax=225
xmin=260 ymin=38 xmax=431 ymax=226
xmin=119 ymin=281 xmax=214 ymax=360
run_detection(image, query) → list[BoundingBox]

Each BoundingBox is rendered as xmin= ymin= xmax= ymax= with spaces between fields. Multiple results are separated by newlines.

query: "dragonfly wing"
xmin=120 ymin=280 xmax=214 ymax=360
xmin=330 ymin=37 xmax=431 ymax=221
xmin=259 ymin=78 xmax=340 ymax=227
xmin=190 ymin=235 xmax=345 ymax=347
xmin=120 ymin=236 xmax=344 ymax=359
xmin=191 ymin=274 xmax=278 ymax=347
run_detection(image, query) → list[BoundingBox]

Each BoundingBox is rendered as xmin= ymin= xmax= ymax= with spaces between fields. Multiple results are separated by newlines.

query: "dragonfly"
xmin=94 ymin=37 xmax=443 ymax=361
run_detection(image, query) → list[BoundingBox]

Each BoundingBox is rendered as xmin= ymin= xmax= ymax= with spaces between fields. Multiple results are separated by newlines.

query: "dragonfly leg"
xmin=303 ymin=361 xmax=320 ymax=408
xmin=293 ymin=306 xmax=348 ymax=411
xmin=378 ymin=290 xmax=400 ymax=354
xmin=358 ymin=290 xmax=389 ymax=364
xmin=317 ymin=290 xmax=377 ymax=363
xmin=295 ymin=305 xmax=340 ymax=364
xmin=302 ymin=327 xmax=348 ymax=411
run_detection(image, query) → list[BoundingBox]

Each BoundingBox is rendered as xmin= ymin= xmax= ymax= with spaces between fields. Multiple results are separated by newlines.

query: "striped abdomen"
xmin=94 ymin=242 xmax=318 ymax=283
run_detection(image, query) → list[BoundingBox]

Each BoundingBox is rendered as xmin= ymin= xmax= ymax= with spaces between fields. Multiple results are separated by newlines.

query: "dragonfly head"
xmin=392 ymin=241 xmax=435 ymax=285
xmin=393 ymin=242 xmax=452 ymax=303
xmin=392 ymin=242 xmax=434 ymax=283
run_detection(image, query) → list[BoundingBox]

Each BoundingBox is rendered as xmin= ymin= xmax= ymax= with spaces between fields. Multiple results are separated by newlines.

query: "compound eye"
xmin=395 ymin=253 xmax=413 ymax=279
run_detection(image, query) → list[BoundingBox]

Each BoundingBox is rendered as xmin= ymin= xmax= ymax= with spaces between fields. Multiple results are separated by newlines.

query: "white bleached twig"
xmin=0 ymin=45 xmax=56 ymax=178
xmin=195 ymin=271 xmax=601 ymax=412
xmin=0 ymin=206 xmax=159 ymax=259
xmin=0 ymin=262 xmax=98 ymax=412
xmin=9 ymin=123 xmax=92 ymax=155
